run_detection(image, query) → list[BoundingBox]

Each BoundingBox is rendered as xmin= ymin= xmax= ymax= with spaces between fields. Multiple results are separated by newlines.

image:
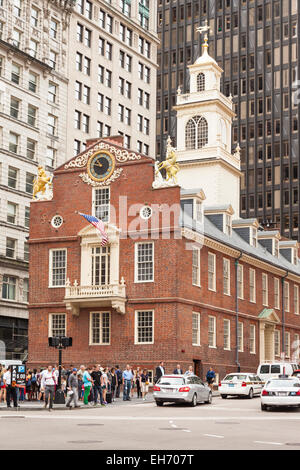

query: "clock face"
xmin=87 ymin=151 xmax=115 ymax=182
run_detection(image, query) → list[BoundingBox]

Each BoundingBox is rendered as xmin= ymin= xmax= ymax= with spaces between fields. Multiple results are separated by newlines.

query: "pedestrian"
xmin=206 ymin=367 xmax=216 ymax=391
xmin=173 ymin=364 xmax=183 ymax=374
xmin=3 ymin=366 xmax=18 ymax=408
xmin=31 ymin=369 xmax=38 ymax=400
xmin=101 ymin=367 xmax=109 ymax=404
xmin=184 ymin=365 xmax=195 ymax=376
xmin=140 ymin=369 xmax=149 ymax=401
xmin=154 ymin=361 xmax=165 ymax=383
xmin=130 ymin=368 xmax=135 ymax=398
xmin=41 ymin=364 xmax=57 ymax=411
xmin=115 ymin=365 xmax=122 ymax=398
xmin=0 ymin=366 xmax=6 ymax=403
xmin=83 ymin=366 xmax=93 ymax=406
xmin=77 ymin=365 xmax=85 ymax=401
xmin=122 ymin=364 xmax=134 ymax=401
xmin=135 ymin=367 xmax=142 ymax=398
xmin=26 ymin=369 xmax=32 ymax=400
xmin=66 ymin=368 xmax=80 ymax=409
xmin=91 ymin=364 xmax=104 ymax=406
xmin=110 ymin=368 xmax=117 ymax=401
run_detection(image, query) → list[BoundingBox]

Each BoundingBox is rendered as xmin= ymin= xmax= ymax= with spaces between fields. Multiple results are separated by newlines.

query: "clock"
xmin=87 ymin=150 xmax=115 ymax=182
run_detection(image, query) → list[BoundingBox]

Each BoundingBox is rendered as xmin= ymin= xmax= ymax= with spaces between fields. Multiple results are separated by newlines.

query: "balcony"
xmin=64 ymin=278 xmax=127 ymax=316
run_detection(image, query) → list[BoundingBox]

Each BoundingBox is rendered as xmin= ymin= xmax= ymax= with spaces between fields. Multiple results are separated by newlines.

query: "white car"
xmin=257 ymin=362 xmax=299 ymax=382
xmin=261 ymin=376 xmax=300 ymax=411
xmin=218 ymin=373 xmax=263 ymax=399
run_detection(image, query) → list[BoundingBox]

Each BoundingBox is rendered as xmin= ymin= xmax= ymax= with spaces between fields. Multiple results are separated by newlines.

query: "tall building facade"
xmin=0 ymin=0 xmax=73 ymax=360
xmin=67 ymin=0 xmax=159 ymax=159
xmin=157 ymin=0 xmax=300 ymax=240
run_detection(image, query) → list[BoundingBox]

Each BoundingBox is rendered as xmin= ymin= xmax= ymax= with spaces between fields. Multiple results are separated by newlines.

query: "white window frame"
xmin=49 ymin=248 xmax=67 ymax=288
xmin=134 ymin=242 xmax=154 ymax=283
xmin=208 ymin=315 xmax=216 ymax=348
xmin=223 ymin=318 xmax=230 ymax=350
xmin=274 ymin=329 xmax=280 ymax=357
xmin=49 ymin=313 xmax=66 ymax=337
xmin=294 ymin=285 xmax=299 ymax=315
xmin=192 ymin=247 xmax=201 ymax=287
xmin=274 ymin=277 xmax=280 ymax=310
xmin=208 ymin=252 xmax=216 ymax=291
xmin=238 ymin=321 xmax=244 ymax=352
xmin=250 ymin=324 xmax=256 ymax=354
xmin=237 ymin=264 xmax=244 ymax=300
xmin=92 ymin=187 xmax=110 ymax=222
xmin=285 ymin=331 xmax=290 ymax=358
xmin=192 ymin=312 xmax=201 ymax=346
xmin=284 ymin=281 xmax=290 ymax=312
xmin=134 ymin=310 xmax=154 ymax=345
xmin=223 ymin=258 xmax=230 ymax=295
xmin=262 ymin=273 xmax=268 ymax=306
xmin=89 ymin=311 xmax=111 ymax=345
xmin=249 ymin=268 xmax=256 ymax=303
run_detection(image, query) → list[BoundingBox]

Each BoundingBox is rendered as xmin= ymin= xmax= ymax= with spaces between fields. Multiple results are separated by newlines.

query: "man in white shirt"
xmin=41 ymin=365 xmax=57 ymax=411
xmin=3 ymin=366 xmax=18 ymax=408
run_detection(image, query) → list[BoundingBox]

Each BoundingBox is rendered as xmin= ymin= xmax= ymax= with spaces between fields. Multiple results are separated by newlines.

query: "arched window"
xmin=185 ymin=116 xmax=208 ymax=150
xmin=197 ymin=73 xmax=205 ymax=92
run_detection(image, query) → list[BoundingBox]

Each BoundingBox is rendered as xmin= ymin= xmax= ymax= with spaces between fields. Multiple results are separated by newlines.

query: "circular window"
xmin=51 ymin=215 xmax=63 ymax=229
xmin=140 ymin=206 xmax=153 ymax=220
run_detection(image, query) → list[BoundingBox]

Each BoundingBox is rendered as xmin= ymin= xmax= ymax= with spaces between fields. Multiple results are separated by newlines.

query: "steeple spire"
xmin=196 ymin=20 xmax=211 ymax=56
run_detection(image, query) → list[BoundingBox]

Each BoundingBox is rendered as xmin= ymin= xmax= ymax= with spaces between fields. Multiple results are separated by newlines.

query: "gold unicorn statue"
xmin=156 ymin=136 xmax=179 ymax=185
xmin=33 ymin=166 xmax=52 ymax=199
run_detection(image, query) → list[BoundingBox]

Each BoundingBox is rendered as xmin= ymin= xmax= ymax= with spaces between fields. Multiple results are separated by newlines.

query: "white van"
xmin=0 ymin=360 xmax=23 ymax=369
xmin=257 ymin=362 xmax=300 ymax=382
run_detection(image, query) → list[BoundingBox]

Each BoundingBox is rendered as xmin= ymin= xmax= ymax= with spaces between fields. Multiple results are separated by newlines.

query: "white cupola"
xmin=174 ymin=22 xmax=241 ymax=216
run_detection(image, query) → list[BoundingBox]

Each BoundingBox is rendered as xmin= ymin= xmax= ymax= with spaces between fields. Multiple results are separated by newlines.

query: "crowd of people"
xmin=0 ymin=361 xmax=216 ymax=410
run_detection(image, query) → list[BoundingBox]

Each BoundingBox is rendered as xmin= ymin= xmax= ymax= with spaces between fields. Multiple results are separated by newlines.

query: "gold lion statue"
xmin=33 ymin=166 xmax=52 ymax=199
xmin=156 ymin=136 xmax=179 ymax=184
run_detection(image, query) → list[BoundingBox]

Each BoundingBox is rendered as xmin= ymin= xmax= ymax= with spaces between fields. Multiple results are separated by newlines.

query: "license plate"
xmin=278 ymin=392 xmax=287 ymax=396
xmin=229 ymin=384 xmax=235 ymax=387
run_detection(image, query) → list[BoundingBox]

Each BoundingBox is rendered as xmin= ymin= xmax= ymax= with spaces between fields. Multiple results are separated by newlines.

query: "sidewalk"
xmin=0 ymin=391 xmax=219 ymax=411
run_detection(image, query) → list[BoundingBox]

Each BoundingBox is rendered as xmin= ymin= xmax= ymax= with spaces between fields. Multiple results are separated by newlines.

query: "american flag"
xmin=78 ymin=212 xmax=109 ymax=246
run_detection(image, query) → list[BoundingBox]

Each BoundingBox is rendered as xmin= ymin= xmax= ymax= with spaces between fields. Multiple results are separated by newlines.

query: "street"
xmin=1 ymin=395 xmax=300 ymax=450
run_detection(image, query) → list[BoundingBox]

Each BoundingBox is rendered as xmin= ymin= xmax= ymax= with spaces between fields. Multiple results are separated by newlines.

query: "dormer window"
xmin=195 ymin=199 xmax=203 ymax=223
xmin=251 ymin=227 xmax=257 ymax=247
xmin=293 ymin=248 xmax=298 ymax=265
xmin=197 ymin=72 xmax=205 ymax=92
xmin=225 ymin=214 xmax=232 ymax=236
xmin=185 ymin=115 xmax=208 ymax=150
xmin=274 ymin=239 xmax=279 ymax=258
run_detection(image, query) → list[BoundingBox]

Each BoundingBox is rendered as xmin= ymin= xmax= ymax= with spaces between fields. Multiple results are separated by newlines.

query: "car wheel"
xmin=221 ymin=394 xmax=227 ymax=399
xmin=261 ymin=403 xmax=267 ymax=411
xmin=205 ymin=392 xmax=212 ymax=404
xmin=190 ymin=393 xmax=197 ymax=407
xmin=248 ymin=388 xmax=254 ymax=399
xmin=156 ymin=401 xmax=163 ymax=407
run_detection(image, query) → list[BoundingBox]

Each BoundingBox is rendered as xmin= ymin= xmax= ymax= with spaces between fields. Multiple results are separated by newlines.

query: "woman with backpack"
xmin=26 ymin=370 xmax=32 ymax=401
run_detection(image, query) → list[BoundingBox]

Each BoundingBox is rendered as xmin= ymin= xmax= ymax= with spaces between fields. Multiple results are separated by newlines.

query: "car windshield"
xmin=266 ymin=380 xmax=300 ymax=388
xmin=158 ymin=377 xmax=185 ymax=385
xmin=224 ymin=375 xmax=247 ymax=381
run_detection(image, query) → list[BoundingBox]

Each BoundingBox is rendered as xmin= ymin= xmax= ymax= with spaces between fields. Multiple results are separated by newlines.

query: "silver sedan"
xmin=153 ymin=374 xmax=212 ymax=407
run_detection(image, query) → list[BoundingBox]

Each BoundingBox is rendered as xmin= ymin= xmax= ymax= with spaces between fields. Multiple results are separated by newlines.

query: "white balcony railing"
xmin=65 ymin=283 xmax=126 ymax=299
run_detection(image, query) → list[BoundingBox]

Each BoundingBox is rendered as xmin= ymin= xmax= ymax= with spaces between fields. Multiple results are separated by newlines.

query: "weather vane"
xmin=196 ymin=19 xmax=211 ymax=51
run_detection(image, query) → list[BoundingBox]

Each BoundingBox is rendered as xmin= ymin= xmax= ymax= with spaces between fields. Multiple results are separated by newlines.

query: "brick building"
xmin=28 ymin=44 xmax=300 ymax=382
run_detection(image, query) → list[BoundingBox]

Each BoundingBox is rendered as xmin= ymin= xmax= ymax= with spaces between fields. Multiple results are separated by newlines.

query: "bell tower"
xmin=174 ymin=21 xmax=241 ymax=216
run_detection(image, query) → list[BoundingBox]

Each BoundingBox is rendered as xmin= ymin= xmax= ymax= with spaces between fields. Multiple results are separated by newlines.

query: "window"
xmin=120 ymin=0 xmax=131 ymax=17
xmin=2 ymin=275 xmax=16 ymax=300
xmin=90 ymin=312 xmax=110 ymax=345
xmin=12 ymin=29 xmax=21 ymax=48
xmin=49 ymin=249 xmax=67 ymax=287
xmin=223 ymin=258 xmax=230 ymax=295
xmin=24 ymin=242 xmax=29 ymax=262
xmin=83 ymin=85 xmax=90 ymax=104
xmin=284 ymin=281 xmax=290 ymax=312
xmin=30 ymin=7 xmax=39 ymax=27
xmin=29 ymin=39 xmax=38 ymax=58
xmin=10 ymin=97 xmax=20 ymax=119
xmin=29 ymin=72 xmax=38 ymax=92
xmin=49 ymin=50 xmax=57 ymax=69
xmin=192 ymin=247 xmax=200 ymax=287
xmin=294 ymin=285 xmax=299 ymax=315
xmin=93 ymin=187 xmax=110 ymax=221
xmin=23 ymin=278 xmax=29 ymax=302
xmin=7 ymin=202 xmax=17 ymax=224
xmin=238 ymin=322 xmax=243 ymax=352
xmin=135 ymin=242 xmax=154 ymax=282
xmin=223 ymin=319 xmax=230 ymax=350
xmin=27 ymin=105 xmax=37 ymax=127
xmin=14 ymin=0 xmax=22 ymax=17
xmin=8 ymin=167 xmax=18 ymax=189
xmin=249 ymin=268 xmax=256 ymax=303
xmin=48 ymin=83 xmax=57 ymax=103
xmin=76 ymin=52 xmax=82 ymax=71
xmin=197 ymin=73 xmax=205 ymax=92
xmin=75 ymin=110 xmax=82 ymax=129
xmin=208 ymin=253 xmax=216 ymax=291
xmin=11 ymin=63 xmax=21 ymax=84
xmin=192 ymin=312 xmax=201 ymax=346
xmin=47 ymin=114 xmax=57 ymax=136
xmin=9 ymin=132 xmax=19 ymax=153
xmin=262 ymin=273 xmax=268 ymax=306
xmin=27 ymin=136 xmax=37 ymax=159
xmin=50 ymin=19 xmax=58 ymax=39
xmin=91 ymin=246 xmax=110 ymax=286
xmin=25 ymin=173 xmax=34 ymax=194
xmin=274 ymin=278 xmax=280 ymax=309
xmin=25 ymin=206 xmax=30 ymax=228
xmin=285 ymin=332 xmax=290 ymax=358
xmin=6 ymin=238 xmax=16 ymax=258
xmin=46 ymin=147 xmax=56 ymax=168
xmin=250 ymin=325 xmax=256 ymax=354
xmin=185 ymin=116 xmax=208 ymax=149
xmin=50 ymin=314 xmax=66 ymax=337
xmin=135 ymin=310 xmax=154 ymax=344
xmin=237 ymin=264 xmax=243 ymax=299
xmin=104 ymin=97 xmax=111 ymax=115
xmin=274 ymin=330 xmax=280 ymax=357
xmin=208 ymin=316 xmax=216 ymax=348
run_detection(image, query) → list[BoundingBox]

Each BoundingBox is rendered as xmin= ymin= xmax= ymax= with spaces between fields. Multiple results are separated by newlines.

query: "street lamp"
xmin=48 ymin=336 xmax=72 ymax=404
